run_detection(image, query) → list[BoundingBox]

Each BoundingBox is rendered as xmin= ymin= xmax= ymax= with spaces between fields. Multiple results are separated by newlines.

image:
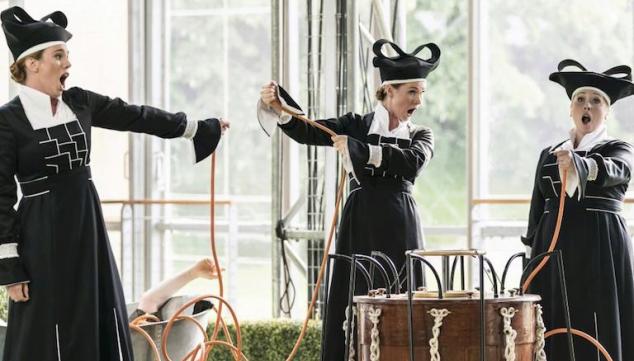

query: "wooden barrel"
xmin=354 ymin=293 xmax=541 ymax=361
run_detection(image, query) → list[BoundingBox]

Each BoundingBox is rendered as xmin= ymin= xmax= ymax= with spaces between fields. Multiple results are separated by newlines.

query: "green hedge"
xmin=0 ymin=287 xmax=6 ymax=321
xmin=206 ymin=319 xmax=322 ymax=361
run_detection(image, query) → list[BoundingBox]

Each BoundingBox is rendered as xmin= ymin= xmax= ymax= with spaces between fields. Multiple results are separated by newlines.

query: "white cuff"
xmin=181 ymin=120 xmax=199 ymax=139
xmin=338 ymin=142 xmax=357 ymax=182
xmin=190 ymin=140 xmax=197 ymax=165
xmin=585 ymin=157 xmax=599 ymax=181
xmin=367 ymin=145 xmax=382 ymax=167
xmin=279 ymin=112 xmax=293 ymax=124
xmin=256 ymin=99 xmax=280 ymax=136
xmin=0 ymin=243 xmax=19 ymax=259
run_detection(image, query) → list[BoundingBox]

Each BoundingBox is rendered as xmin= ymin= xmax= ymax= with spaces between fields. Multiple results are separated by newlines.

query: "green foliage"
xmin=0 ymin=287 xmax=7 ymax=322
xmin=206 ymin=319 xmax=321 ymax=361
xmin=406 ymin=0 xmax=634 ymax=224
xmin=407 ymin=0 xmax=468 ymax=226
xmin=167 ymin=7 xmax=273 ymax=198
xmin=483 ymin=0 xmax=634 ymax=198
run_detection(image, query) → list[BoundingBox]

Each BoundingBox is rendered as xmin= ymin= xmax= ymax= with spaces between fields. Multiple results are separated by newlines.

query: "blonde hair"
xmin=9 ymin=50 xmax=44 ymax=84
xmin=375 ymin=83 xmax=402 ymax=101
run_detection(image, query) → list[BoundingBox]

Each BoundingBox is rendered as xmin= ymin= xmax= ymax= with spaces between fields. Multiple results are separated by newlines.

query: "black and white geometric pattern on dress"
xmin=35 ymin=119 xmax=88 ymax=174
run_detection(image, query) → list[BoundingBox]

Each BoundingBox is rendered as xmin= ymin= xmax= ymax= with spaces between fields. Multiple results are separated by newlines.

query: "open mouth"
xmin=60 ymin=73 xmax=69 ymax=89
xmin=407 ymin=108 xmax=416 ymax=116
xmin=581 ymin=113 xmax=591 ymax=124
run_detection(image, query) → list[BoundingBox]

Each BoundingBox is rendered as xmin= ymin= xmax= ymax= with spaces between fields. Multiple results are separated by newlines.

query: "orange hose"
xmin=522 ymin=169 xmax=567 ymax=293
xmin=205 ymin=307 xmax=238 ymax=360
xmin=545 ymin=328 xmax=613 ymax=361
xmin=202 ymin=340 xmax=249 ymax=360
xmin=208 ymin=153 xmax=227 ymax=348
xmin=285 ymin=169 xmax=347 ymax=361
xmin=214 ymin=309 xmax=238 ymax=359
xmin=129 ymin=323 xmax=161 ymax=361
xmin=131 ymin=313 xmax=161 ymax=325
xmin=161 ymin=294 xmax=243 ymax=361
xmin=280 ymin=105 xmax=337 ymax=138
xmin=171 ymin=315 xmax=208 ymax=361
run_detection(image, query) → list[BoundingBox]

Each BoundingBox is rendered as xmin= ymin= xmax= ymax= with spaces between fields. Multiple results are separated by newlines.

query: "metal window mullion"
xmin=143 ymin=0 xmax=168 ymax=298
xmin=126 ymin=0 xmax=148 ymax=301
xmin=467 ymin=0 xmax=484 ymax=290
xmin=271 ymin=0 xmax=283 ymax=319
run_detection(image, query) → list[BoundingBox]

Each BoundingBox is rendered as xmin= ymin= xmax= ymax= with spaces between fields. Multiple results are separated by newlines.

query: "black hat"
xmin=549 ymin=59 xmax=634 ymax=105
xmin=372 ymin=39 xmax=441 ymax=85
xmin=1 ymin=6 xmax=72 ymax=61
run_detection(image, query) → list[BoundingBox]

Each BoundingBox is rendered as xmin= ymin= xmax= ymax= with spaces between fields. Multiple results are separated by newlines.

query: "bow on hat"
xmin=549 ymin=59 xmax=634 ymax=105
xmin=1 ymin=6 xmax=72 ymax=61
xmin=372 ymin=39 xmax=441 ymax=85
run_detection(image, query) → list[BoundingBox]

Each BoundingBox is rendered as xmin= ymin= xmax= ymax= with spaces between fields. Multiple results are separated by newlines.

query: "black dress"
xmin=523 ymin=139 xmax=634 ymax=361
xmin=0 ymin=86 xmax=221 ymax=361
xmin=278 ymin=111 xmax=433 ymax=360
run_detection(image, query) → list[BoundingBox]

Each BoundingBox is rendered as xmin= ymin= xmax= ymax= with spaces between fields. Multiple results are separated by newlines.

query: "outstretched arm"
xmin=258 ymin=81 xmax=353 ymax=145
xmin=137 ymin=258 xmax=220 ymax=313
xmin=66 ymin=87 xmax=225 ymax=163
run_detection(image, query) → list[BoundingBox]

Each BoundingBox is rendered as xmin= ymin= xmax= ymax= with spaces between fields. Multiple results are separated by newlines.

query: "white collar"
xmin=558 ymin=124 xmax=609 ymax=152
xmin=17 ymin=84 xmax=76 ymax=130
xmin=368 ymin=103 xmax=411 ymax=139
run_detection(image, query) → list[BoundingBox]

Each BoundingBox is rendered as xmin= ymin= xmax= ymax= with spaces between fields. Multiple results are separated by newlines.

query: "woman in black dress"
xmin=259 ymin=39 xmax=440 ymax=360
xmin=0 ymin=6 xmax=227 ymax=361
xmin=523 ymin=59 xmax=634 ymax=361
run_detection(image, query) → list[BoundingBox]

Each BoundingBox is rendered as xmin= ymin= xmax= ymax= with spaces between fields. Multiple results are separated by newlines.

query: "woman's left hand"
xmin=189 ymin=258 xmax=223 ymax=280
xmin=219 ymin=118 xmax=230 ymax=135
xmin=331 ymin=135 xmax=348 ymax=155
xmin=553 ymin=149 xmax=573 ymax=172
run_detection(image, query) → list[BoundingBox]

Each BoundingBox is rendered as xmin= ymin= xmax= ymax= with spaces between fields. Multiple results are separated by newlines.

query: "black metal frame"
xmin=321 ymin=253 xmax=393 ymax=361
xmin=500 ymin=251 xmax=528 ymax=295
xmin=356 ymin=254 xmax=393 ymax=297
xmin=342 ymin=254 xmax=394 ymax=360
xmin=321 ymin=254 xmax=372 ymax=361
xmin=405 ymin=251 xmax=487 ymax=361
xmin=448 ymin=255 xmax=500 ymax=298
xmin=371 ymin=251 xmax=401 ymax=294
xmin=519 ymin=250 xmax=576 ymax=361
xmin=449 ymin=255 xmax=466 ymax=291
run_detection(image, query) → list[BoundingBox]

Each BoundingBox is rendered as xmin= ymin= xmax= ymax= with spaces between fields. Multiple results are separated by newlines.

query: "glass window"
xmin=476 ymin=0 xmax=634 ymax=284
xmin=481 ymin=0 xmax=634 ymax=197
xmin=164 ymin=0 xmax=272 ymax=319
xmin=406 ymin=0 xmax=468 ymax=248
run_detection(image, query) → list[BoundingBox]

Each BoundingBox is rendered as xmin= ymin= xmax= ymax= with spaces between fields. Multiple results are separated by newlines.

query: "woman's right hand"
xmin=7 ymin=282 xmax=29 ymax=302
xmin=219 ymin=118 xmax=230 ymax=135
xmin=260 ymin=81 xmax=283 ymax=114
xmin=553 ymin=149 xmax=574 ymax=173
